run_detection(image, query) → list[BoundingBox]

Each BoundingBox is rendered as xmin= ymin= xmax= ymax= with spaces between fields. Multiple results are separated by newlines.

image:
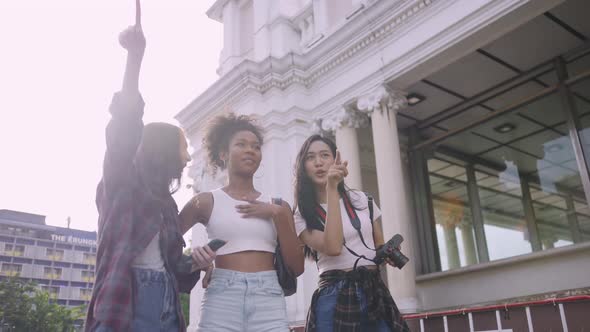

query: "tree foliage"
xmin=0 ymin=278 xmax=85 ymax=332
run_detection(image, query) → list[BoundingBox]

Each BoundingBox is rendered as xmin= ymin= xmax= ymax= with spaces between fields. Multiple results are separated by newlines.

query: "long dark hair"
xmin=134 ymin=122 xmax=184 ymax=196
xmin=293 ymin=135 xmax=360 ymax=259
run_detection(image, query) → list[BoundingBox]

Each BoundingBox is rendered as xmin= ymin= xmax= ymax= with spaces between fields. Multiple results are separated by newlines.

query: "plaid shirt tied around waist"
xmin=305 ymin=267 xmax=410 ymax=332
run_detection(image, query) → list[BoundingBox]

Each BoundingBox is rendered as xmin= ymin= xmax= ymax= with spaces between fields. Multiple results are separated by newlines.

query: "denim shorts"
xmin=92 ymin=268 xmax=180 ymax=332
xmin=197 ymin=268 xmax=289 ymax=332
xmin=315 ymin=280 xmax=391 ymax=332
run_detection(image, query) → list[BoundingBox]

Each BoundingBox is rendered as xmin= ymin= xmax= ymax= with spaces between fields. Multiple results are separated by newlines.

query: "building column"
xmin=312 ymin=0 xmax=328 ymax=35
xmin=322 ymin=107 xmax=369 ymax=190
xmin=542 ymin=234 xmax=556 ymax=250
xmin=219 ymin=0 xmax=241 ymax=75
xmin=460 ymin=223 xmax=478 ymax=265
xmin=442 ymin=222 xmax=460 ymax=270
xmin=357 ymin=85 xmax=419 ymax=313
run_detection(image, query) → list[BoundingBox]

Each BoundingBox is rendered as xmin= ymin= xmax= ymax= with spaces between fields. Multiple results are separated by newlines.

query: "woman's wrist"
xmin=271 ymin=204 xmax=283 ymax=220
xmin=326 ymin=181 xmax=340 ymax=191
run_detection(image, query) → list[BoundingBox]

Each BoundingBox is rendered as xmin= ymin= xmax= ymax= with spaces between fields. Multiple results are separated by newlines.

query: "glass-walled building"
xmin=408 ymin=15 xmax=590 ymax=275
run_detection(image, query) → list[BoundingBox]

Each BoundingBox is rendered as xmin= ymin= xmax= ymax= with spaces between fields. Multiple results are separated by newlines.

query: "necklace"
xmin=224 ymin=188 xmax=259 ymax=201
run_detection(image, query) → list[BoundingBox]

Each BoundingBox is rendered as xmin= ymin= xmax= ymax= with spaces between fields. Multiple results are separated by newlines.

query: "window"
xmin=13 ymin=257 xmax=32 ymax=264
xmin=41 ymin=285 xmax=60 ymax=298
xmin=83 ymin=253 xmax=96 ymax=265
xmin=1 ymin=263 xmax=22 ymax=277
xmin=421 ymin=90 xmax=590 ymax=272
xmin=428 ymin=159 xmax=480 ymax=270
xmin=4 ymin=244 xmax=25 ymax=257
xmin=55 ymin=243 xmax=72 ymax=250
xmin=571 ymin=75 xmax=590 ymax=242
xmin=44 ymin=267 xmax=62 ymax=279
xmin=52 ymin=280 xmax=68 ymax=286
xmin=0 ymin=235 xmax=15 ymax=242
xmin=16 ymin=238 xmax=34 ymax=245
xmin=37 ymin=241 xmax=54 ymax=248
xmin=12 ymin=245 xmax=25 ymax=256
xmin=34 ymin=259 xmax=53 ymax=266
xmin=74 ymin=246 xmax=90 ymax=252
xmin=81 ymin=270 xmax=95 ymax=282
xmin=54 ymin=261 xmax=71 ymax=268
xmin=32 ymin=278 xmax=50 ymax=285
xmin=46 ymin=248 xmax=64 ymax=261
xmin=80 ymin=288 xmax=92 ymax=301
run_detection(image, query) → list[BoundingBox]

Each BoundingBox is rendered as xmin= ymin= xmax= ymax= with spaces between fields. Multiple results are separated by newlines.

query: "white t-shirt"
xmin=132 ymin=231 xmax=165 ymax=271
xmin=294 ymin=191 xmax=382 ymax=274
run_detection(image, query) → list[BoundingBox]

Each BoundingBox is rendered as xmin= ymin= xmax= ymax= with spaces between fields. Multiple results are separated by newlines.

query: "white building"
xmin=177 ymin=0 xmax=590 ymax=330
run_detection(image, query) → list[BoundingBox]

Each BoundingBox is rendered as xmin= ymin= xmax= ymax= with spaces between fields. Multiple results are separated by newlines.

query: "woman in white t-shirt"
xmin=293 ymin=135 xmax=409 ymax=332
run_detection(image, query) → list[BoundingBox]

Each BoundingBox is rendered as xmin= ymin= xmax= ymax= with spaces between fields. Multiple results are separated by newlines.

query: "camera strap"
xmin=342 ymin=192 xmax=376 ymax=252
xmin=315 ymin=192 xmax=377 ymax=268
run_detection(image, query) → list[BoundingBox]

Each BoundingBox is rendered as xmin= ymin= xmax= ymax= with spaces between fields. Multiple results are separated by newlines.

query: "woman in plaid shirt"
xmin=86 ymin=5 xmax=213 ymax=331
xmin=293 ymin=135 xmax=410 ymax=332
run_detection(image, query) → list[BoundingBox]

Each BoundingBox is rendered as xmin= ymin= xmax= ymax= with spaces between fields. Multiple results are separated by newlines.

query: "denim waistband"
xmin=132 ymin=267 xmax=169 ymax=283
xmin=211 ymin=268 xmax=277 ymax=282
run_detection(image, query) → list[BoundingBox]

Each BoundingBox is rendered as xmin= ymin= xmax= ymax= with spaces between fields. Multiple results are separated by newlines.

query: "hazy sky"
xmin=0 ymin=1 xmax=222 ymax=234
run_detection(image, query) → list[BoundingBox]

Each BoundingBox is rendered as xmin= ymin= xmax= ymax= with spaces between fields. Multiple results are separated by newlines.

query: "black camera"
xmin=374 ymin=234 xmax=409 ymax=269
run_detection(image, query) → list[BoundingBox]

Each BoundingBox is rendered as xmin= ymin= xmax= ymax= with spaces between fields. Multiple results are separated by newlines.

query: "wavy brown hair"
xmin=134 ymin=122 xmax=184 ymax=195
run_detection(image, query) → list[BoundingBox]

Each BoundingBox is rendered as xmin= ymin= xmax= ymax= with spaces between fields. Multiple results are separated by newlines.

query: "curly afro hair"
xmin=203 ymin=112 xmax=264 ymax=173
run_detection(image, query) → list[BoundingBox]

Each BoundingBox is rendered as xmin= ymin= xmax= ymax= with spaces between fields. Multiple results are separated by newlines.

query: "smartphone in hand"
xmin=188 ymin=239 xmax=227 ymax=273
xmin=207 ymin=239 xmax=227 ymax=252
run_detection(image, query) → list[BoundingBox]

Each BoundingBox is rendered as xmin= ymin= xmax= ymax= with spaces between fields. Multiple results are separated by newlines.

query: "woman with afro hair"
xmin=179 ymin=113 xmax=304 ymax=332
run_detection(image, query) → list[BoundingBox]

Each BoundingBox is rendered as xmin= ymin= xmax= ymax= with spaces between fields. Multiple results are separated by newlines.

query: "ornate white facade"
xmin=177 ymin=0 xmax=590 ymax=330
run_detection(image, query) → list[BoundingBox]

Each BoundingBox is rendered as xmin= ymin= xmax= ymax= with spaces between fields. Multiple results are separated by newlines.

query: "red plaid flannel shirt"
xmin=84 ymin=91 xmax=191 ymax=331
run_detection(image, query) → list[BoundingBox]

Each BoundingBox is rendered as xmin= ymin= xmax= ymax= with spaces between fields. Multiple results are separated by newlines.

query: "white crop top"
xmin=294 ymin=191 xmax=382 ymax=274
xmin=206 ymin=188 xmax=278 ymax=256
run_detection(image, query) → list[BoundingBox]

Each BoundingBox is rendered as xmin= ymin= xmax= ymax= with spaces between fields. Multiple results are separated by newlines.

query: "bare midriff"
xmin=215 ymin=251 xmax=275 ymax=272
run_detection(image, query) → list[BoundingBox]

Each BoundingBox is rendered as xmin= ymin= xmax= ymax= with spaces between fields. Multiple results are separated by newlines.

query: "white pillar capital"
xmin=357 ymin=85 xmax=408 ymax=115
xmin=321 ymin=107 xmax=369 ymax=132
xmin=310 ymin=118 xmax=328 ymax=136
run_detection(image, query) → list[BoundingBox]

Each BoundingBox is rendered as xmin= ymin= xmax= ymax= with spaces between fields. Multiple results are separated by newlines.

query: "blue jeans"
xmin=198 ymin=268 xmax=289 ymax=332
xmin=93 ymin=268 xmax=180 ymax=332
xmin=315 ymin=280 xmax=391 ymax=332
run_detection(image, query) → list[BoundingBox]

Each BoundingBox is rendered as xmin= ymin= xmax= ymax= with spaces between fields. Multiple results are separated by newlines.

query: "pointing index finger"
xmin=335 ymin=150 xmax=341 ymax=165
xmin=135 ymin=0 xmax=142 ymax=28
